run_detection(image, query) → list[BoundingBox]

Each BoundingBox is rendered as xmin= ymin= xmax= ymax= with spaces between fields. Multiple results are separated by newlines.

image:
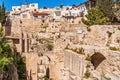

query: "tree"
xmin=0 ymin=27 xmax=27 ymax=80
xmin=113 ymin=0 xmax=120 ymax=22
xmin=82 ymin=8 xmax=111 ymax=26
xmin=1 ymin=2 xmax=6 ymax=24
xmin=47 ymin=44 xmax=53 ymax=51
xmin=96 ymin=0 xmax=114 ymax=21
xmin=0 ymin=2 xmax=6 ymax=25
xmin=0 ymin=27 xmax=11 ymax=79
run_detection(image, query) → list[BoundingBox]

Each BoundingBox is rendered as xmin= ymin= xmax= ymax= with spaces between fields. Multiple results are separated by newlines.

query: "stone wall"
xmin=64 ymin=44 xmax=120 ymax=80
xmin=26 ymin=53 xmax=38 ymax=80
xmin=64 ymin=50 xmax=86 ymax=80
xmin=8 ymin=13 xmax=120 ymax=80
xmin=63 ymin=25 xmax=120 ymax=80
xmin=83 ymin=25 xmax=120 ymax=47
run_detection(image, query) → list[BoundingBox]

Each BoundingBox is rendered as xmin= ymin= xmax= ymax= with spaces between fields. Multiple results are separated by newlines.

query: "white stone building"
xmin=12 ymin=3 xmax=38 ymax=12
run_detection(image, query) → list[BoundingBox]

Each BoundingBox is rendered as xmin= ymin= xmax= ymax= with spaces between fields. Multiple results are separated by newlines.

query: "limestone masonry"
xmin=3 ymin=2 xmax=120 ymax=80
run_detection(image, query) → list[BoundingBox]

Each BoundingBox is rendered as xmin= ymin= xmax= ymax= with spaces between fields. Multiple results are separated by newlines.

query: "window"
xmin=31 ymin=4 xmax=35 ymax=7
xmin=18 ymin=8 xmax=21 ymax=11
xmin=13 ymin=8 xmax=16 ymax=11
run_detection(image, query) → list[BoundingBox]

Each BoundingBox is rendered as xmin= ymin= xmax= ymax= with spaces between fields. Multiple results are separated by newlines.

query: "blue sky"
xmin=0 ymin=0 xmax=87 ymax=11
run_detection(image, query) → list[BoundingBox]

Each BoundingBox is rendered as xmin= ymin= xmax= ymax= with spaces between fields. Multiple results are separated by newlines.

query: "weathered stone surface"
xmin=64 ymin=50 xmax=86 ymax=80
xmin=26 ymin=53 xmax=38 ymax=80
xmin=7 ymin=12 xmax=120 ymax=80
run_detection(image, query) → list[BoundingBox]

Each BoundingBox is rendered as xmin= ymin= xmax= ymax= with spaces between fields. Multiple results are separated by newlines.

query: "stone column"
xmin=27 ymin=39 xmax=30 ymax=52
xmin=19 ymin=38 xmax=23 ymax=54
xmin=24 ymin=33 xmax=28 ymax=53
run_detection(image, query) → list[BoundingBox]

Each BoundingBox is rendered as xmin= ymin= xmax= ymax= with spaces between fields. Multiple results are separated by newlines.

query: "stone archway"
xmin=91 ymin=52 xmax=106 ymax=69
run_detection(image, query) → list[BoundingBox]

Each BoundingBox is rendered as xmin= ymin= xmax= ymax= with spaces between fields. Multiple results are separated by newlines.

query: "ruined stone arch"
xmin=91 ymin=52 xmax=106 ymax=69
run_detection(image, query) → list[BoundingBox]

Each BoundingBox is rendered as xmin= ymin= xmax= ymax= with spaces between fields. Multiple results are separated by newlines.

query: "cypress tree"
xmin=0 ymin=2 xmax=6 ymax=25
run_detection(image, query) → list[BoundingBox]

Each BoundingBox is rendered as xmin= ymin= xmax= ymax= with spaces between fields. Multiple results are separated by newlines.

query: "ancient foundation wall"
xmin=64 ymin=50 xmax=86 ymax=80
xmin=26 ymin=53 xmax=38 ymax=80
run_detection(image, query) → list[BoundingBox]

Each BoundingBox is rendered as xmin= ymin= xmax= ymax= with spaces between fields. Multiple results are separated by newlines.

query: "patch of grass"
xmin=32 ymin=43 xmax=38 ymax=45
xmin=43 ymin=25 xmax=48 ymax=28
xmin=118 ymin=27 xmax=120 ymax=30
xmin=84 ymin=70 xmax=90 ymax=78
xmin=86 ymin=64 xmax=90 ymax=68
xmin=22 ymin=57 xmax=26 ymax=63
xmin=66 ymin=47 xmax=85 ymax=55
xmin=109 ymin=47 xmax=119 ymax=51
xmin=85 ymin=55 xmax=91 ymax=61
xmin=39 ymin=30 xmax=46 ymax=33
xmin=77 ymin=48 xmax=85 ymax=55
xmin=39 ymin=38 xmax=52 ymax=44
xmin=107 ymin=78 xmax=111 ymax=80
xmin=46 ymin=44 xmax=53 ymax=51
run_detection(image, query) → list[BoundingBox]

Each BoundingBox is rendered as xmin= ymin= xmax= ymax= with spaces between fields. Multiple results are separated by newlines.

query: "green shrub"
xmin=118 ymin=27 xmax=120 ymax=30
xmin=107 ymin=78 xmax=111 ymax=80
xmin=109 ymin=47 xmax=119 ymax=51
xmin=86 ymin=64 xmax=90 ymax=68
xmin=84 ymin=70 xmax=90 ymax=78
xmin=43 ymin=25 xmax=48 ymax=28
xmin=82 ymin=8 xmax=111 ymax=26
xmin=85 ymin=56 xmax=91 ymax=61
xmin=47 ymin=44 xmax=53 ymax=51
xmin=22 ymin=57 xmax=26 ymax=63
xmin=77 ymin=48 xmax=85 ymax=55
xmin=40 ymin=30 xmax=46 ymax=33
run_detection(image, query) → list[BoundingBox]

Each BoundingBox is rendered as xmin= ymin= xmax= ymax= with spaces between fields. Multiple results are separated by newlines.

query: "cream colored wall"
xmin=20 ymin=11 xmax=31 ymax=19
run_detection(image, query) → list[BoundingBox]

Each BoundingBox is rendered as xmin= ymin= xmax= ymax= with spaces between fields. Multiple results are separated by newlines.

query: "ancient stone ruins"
xmin=3 ymin=2 xmax=120 ymax=80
